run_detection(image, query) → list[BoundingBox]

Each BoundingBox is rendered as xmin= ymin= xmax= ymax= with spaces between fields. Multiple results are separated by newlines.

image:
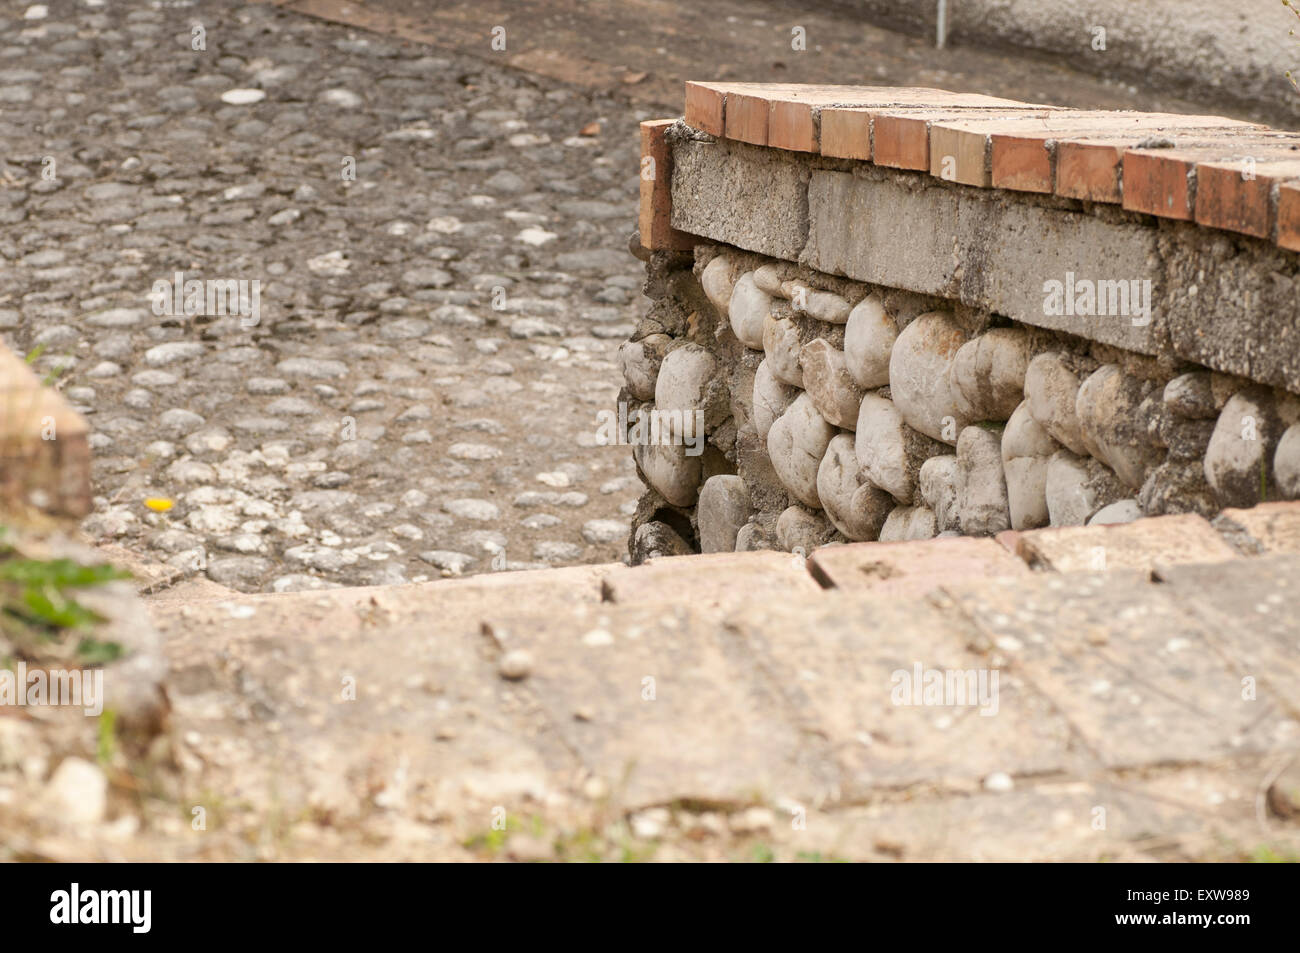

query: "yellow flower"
xmin=144 ymin=497 xmax=174 ymax=513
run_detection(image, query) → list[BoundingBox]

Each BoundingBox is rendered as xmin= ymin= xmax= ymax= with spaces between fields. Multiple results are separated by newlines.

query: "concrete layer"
xmin=671 ymin=136 xmax=1300 ymax=393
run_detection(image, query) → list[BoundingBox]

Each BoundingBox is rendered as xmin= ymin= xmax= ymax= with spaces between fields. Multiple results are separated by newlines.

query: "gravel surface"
xmin=0 ymin=0 xmax=652 ymax=592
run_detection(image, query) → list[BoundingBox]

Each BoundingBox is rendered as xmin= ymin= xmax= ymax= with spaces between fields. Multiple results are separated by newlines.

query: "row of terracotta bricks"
xmin=640 ymin=82 xmax=1300 ymax=252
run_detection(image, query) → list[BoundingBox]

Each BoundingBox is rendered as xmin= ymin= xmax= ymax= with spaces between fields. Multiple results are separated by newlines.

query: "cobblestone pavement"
xmin=1 ymin=0 xmax=649 ymax=592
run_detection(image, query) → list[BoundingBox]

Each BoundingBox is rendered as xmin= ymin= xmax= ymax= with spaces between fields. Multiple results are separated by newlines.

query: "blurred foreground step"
xmin=0 ymin=342 xmax=90 ymax=518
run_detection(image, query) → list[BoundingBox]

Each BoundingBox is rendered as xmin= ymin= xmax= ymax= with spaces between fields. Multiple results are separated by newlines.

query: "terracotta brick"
xmin=1121 ymin=136 xmax=1300 ymax=220
xmin=1193 ymin=160 xmax=1272 ymax=238
xmin=683 ymin=81 xmax=726 ymax=136
xmin=1122 ymin=148 xmax=1204 ymax=219
xmin=826 ymin=95 xmax=1030 ymax=167
xmin=870 ymin=106 xmax=1034 ymax=170
xmin=638 ymin=119 xmax=697 ymax=251
xmin=870 ymin=110 xmax=936 ymax=168
xmin=819 ymin=107 xmax=872 ymax=160
xmin=1195 ymin=156 xmax=1300 ymax=239
xmin=988 ymin=115 xmax=1127 ymax=193
xmin=1055 ymin=139 xmax=1131 ymax=202
xmin=724 ymin=89 xmax=770 ymax=145
xmin=1280 ymin=180 xmax=1300 ymax=252
xmin=769 ymin=86 xmax=960 ymax=154
xmin=985 ymin=114 xmax=1254 ymax=194
xmin=767 ymin=98 xmax=818 ymax=152
xmin=1049 ymin=117 xmax=1265 ymax=203
xmin=929 ymin=111 xmax=1073 ymax=187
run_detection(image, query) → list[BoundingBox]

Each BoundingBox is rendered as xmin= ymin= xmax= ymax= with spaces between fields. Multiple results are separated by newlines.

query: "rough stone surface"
xmin=671 ymin=137 xmax=809 ymax=261
xmin=762 ymin=312 xmax=805 ymax=388
xmin=956 ymin=425 xmax=1011 ymax=536
xmin=1044 ymin=450 xmax=1128 ymax=526
xmin=1074 ymin=364 xmax=1162 ymax=490
xmin=800 ymin=338 xmax=865 ymax=430
xmin=918 ymin=454 xmax=961 ymax=533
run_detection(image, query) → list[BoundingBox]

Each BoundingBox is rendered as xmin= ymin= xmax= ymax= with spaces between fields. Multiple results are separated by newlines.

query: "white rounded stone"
xmin=951 ymin=327 xmax=1031 ymax=422
xmin=752 ymin=264 xmax=787 ymax=296
xmin=888 ymin=311 xmax=968 ymax=444
xmin=220 ymin=88 xmax=267 ymax=105
xmin=618 ymin=333 xmax=670 ymax=401
xmin=878 ymin=505 xmax=937 ymax=542
xmin=634 ymin=440 xmax=702 ymax=507
xmin=43 ymin=757 xmax=107 ymax=826
xmin=697 ymin=475 xmax=752 ymax=553
xmin=817 ymin=434 xmax=894 ymax=540
xmin=701 ymin=255 xmax=735 ymax=316
xmin=767 ymin=393 xmax=834 ymax=508
xmin=1001 ymin=401 xmax=1060 ymax=530
xmin=1276 ymin=423 xmax=1300 ymax=499
xmin=1087 ymin=499 xmax=1143 ymax=525
xmin=1024 ymin=352 xmax=1088 ymax=455
xmin=655 ymin=343 xmax=722 ymax=431
xmin=784 ymin=282 xmax=850 ymax=323
xmin=1074 ymin=364 xmax=1161 ymax=490
xmin=752 ymin=358 xmax=798 ymax=441
xmin=1045 ymin=450 xmax=1126 ymax=526
xmin=843 ymin=294 xmax=896 ymax=390
xmin=854 ymin=393 xmax=940 ymax=504
xmin=728 ymin=273 xmax=770 ymax=349
xmin=1203 ymin=386 xmax=1295 ymax=507
xmin=776 ymin=505 xmax=833 ymax=554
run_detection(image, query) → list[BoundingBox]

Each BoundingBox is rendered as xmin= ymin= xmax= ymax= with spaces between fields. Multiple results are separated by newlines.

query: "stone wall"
xmin=621 ymin=84 xmax=1300 ymax=560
